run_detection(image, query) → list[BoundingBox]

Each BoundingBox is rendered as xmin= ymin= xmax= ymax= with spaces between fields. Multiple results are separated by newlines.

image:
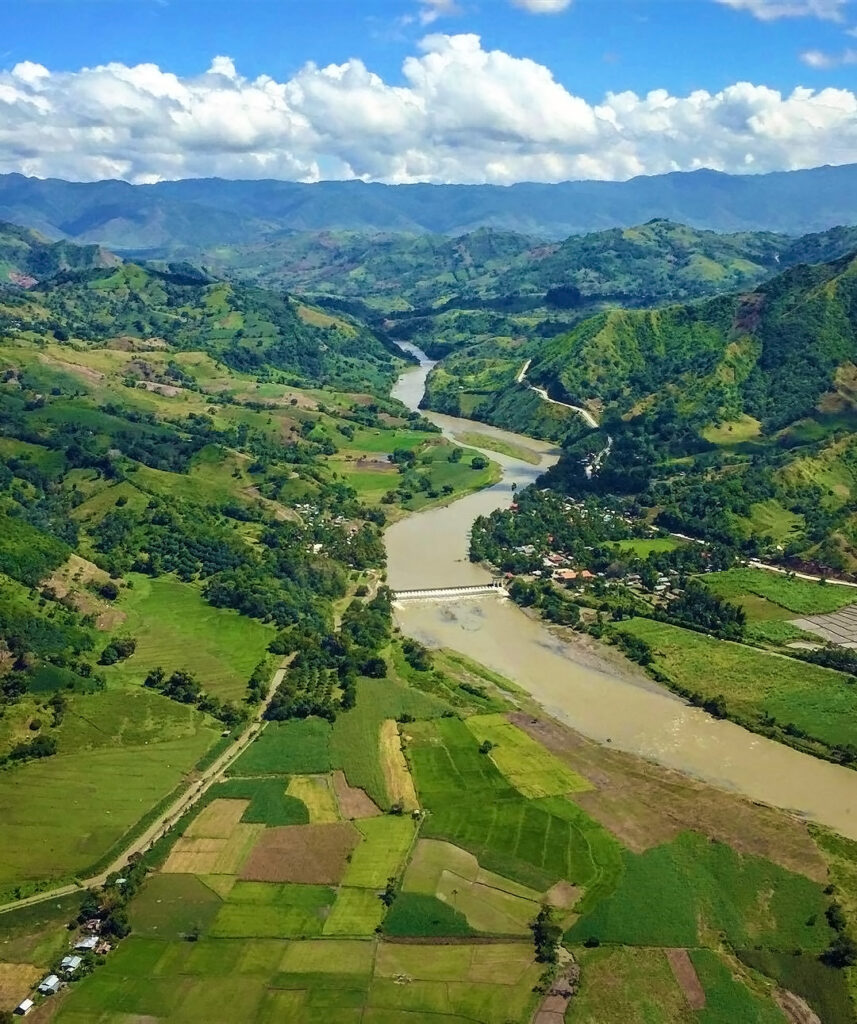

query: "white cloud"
xmin=715 ymin=0 xmax=847 ymax=19
xmin=418 ymin=0 xmax=461 ymax=25
xmin=1 ymin=36 xmax=856 ymax=185
xmin=510 ymin=0 xmax=574 ymax=12
xmin=801 ymin=46 xmax=857 ymax=65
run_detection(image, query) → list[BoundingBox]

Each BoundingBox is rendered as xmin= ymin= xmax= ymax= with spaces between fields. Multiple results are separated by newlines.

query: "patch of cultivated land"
xmin=239 ymin=822 xmax=360 ymax=884
xmin=107 ymin=574 xmax=274 ymax=702
xmin=510 ymin=713 xmax=827 ymax=880
xmin=615 ymin=617 xmax=857 ymax=754
xmin=703 ymin=568 xmax=857 ymax=616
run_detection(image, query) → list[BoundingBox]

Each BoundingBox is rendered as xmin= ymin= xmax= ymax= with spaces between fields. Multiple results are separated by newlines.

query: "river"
xmin=386 ymin=343 xmax=857 ymax=840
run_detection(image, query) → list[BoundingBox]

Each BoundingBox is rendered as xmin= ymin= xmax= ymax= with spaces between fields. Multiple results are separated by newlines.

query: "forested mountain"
xmin=3 ymin=162 xmax=857 ymax=250
xmin=524 ymin=251 xmax=857 ymax=572
xmin=0 ymin=221 xmax=119 ymax=287
xmin=215 ymin=220 xmax=857 ymax=315
xmin=0 ymin=246 xmax=398 ymax=393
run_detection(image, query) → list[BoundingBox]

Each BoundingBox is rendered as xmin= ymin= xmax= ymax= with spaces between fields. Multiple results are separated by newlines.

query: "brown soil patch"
xmin=140 ymin=381 xmax=182 ymax=397
xmin=381 ymin=720 xmax=418 ymax=811
xmin=354 ymin=457 xmax=396 ymax=471
xmin=775 ymin=989 xmax=821 ymax=1024
xmin=240 ymin=823 xmax=359 ymax=884
xmin=95 ymin=607 xmax=127 ymax=630
xmin=184 ymin=799 xmax=249 ymax=839
xmin=0 ymin=962 xmax=40 ymax=1012
xmin=332 ymin=770 xmax=382 ymax=819
xmin=665 ymin=948 xmax=705 ymax=1010
xmin=544 ymin=881 xmax=580 ymax=910
xmin=510 ymin=713 xmax=827 ymax=882
xmin=46 ymin=554 xmax=109 ymax=597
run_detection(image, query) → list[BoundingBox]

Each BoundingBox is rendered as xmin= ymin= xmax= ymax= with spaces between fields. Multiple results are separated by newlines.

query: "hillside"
xmin=524 ymin=252 xmax=857 ymax=572
xmin=4 ymin=163 xmax=857 ymax=251
xmin=0 ymin=251 xmax=399 ymax=394
xmin=0 ymin=221 xmax=119 ymax=288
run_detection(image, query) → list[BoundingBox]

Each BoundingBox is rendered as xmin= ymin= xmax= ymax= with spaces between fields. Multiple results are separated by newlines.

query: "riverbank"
xmin=386 ymin=343 xmax=857 ymax=841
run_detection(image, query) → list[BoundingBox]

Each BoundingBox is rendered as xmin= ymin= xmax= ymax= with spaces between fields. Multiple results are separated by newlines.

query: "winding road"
xmin=516 ymin=358 xmax=600 ymax=429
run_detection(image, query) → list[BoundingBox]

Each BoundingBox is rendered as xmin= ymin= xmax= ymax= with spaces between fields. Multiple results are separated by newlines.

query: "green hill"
xmin=0 ymin=220 xmax=119 ymax=287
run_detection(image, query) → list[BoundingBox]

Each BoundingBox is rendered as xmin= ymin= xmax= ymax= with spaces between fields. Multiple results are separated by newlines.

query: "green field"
xmin=130 ymin=873 xmax=223 ymax=939
xmin=108 ymin=575 xmax=274 ymax=702
xmin=323 ymin=887 xmax=386 ymax=935
xmin=407 ymin=717 xmax=623 ymax=892
xmin=610 ymin=537 xmax=681 ymax=556
xmin=329 ymin=678 xmax=449 ymax=808
xmin=383 ymin=892 xmax=476 ymax=937
xmin=452 ymin=431 xmax=541 ymax=465
xmin=616 ymin=617 xmax=857 ymax=753
xmin=343 ymin=817 xmax=417 ymax=888
xmin=0 ymin=705 xmax=217 ymax=894
xmin=567 ymin=831 xmax=832 ymax=950
xmin=228 ymin=718 xmax=333 ymax=776
xmin=463 ymin=713 xmax=592 ymax=798
xmin=208 ymin=777 xmax=310 ymax=826
xmin=703 ymin=567 xmax=857 ymax=616
xmin=211 ymin=883 xmax=335 ymax=938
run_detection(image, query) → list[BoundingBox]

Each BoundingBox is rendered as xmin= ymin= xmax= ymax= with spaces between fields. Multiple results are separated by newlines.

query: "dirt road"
xmin=0 ymin=664 xmax=286 ymax=917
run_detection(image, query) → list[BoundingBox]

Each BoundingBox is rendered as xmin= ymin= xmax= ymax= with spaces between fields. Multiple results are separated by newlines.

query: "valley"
xmin=1 ymin=195 xmax=857 ymax=1024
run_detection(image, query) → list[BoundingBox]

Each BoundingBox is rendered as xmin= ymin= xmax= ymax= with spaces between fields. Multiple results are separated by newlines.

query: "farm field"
xmin=107 ymin=575 xmax=274 ymax=702
xmin=703 ymin=567 xmax=857 ymax=616
xmin=226 ymin=717 xmax=333 ymax=777
xmin=615 ymin=617 xmax=857 ymax=755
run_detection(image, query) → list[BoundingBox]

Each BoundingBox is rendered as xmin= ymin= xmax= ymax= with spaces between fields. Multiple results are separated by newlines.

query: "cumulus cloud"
xmin=715 ymin=0 xmax=848 ymax=19
xmin=1 ymin=36 xmax=856 ymax=185
xmin=801 ymin=46 xmax=857 ymax=65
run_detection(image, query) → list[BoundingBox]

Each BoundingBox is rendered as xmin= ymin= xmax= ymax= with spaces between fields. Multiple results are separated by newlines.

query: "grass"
xmin=343 ymin=816 xmax=417 ymax=888
xmin=208 ymin=778 xmax=309 ymax=826
xmin=383 ymin=892 xmax=476 ymax=937
xmin=452 ymin=431 xmax=541 ymax=465
xmin=0 ymin=728 xmax=216 ymax=895
xmin=610 ymin=537 xmax=681 ymax=556
xmin=280 ymin=939 xmax=375 ymax=975
xmin=691 ymin=949 xmax=791 ymax=1024
xmin=702 ymin=414 xmax=762 ymax=445
xmin=0 ymin=892 xmax=84 ymax=967
xmin=737 ymin=947 xmax=853 ymax=1024
xmin=212 ymin=882 xmax=334 ymax=938
xmin=569 ymin=946 xmax=695 ymax=1024
xmin=463 ymin=713 xmax=592 ymax=798
xmin=616 ymin=617 xmax=857 ymax=753
xmin=329 ymin=678 xmax=450 ymax=809
xmin=407 ymin=717 xmax=624 ymax=892
xmin=703 ymin=567 xmax=857 ymax=616
xmin=323 ymin=887 xmax=386 ymax=935
xmin=287 ymin=775 xmax=339 ymax=822
xmin=567 ymin=831 xmax=832 ymax=951
xmin=108 ymin=575 xmax=273 ymax=702
xmin=129 ymin=872 xmax=223 ymax=939
xmin=744 ymin=619 xmax=820 ymax=646
xmin=227 ymin=717 xmax=332 ymax=776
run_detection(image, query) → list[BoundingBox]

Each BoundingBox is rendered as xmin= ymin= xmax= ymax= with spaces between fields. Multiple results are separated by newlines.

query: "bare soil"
xmin=510 ymin=713 xmax=827 ymax=882
xmin=239 ymin=823 xmax=359 ymax=884
xmin=544 ymin=881 xmax=580 ymax=910
xmin=332 ymin=770 xmax=382 ymax=819
xmin=665 ymin=948 xmax=705 ymax=1010
xmin=775 ymin=989 xmax=822 ymax=1024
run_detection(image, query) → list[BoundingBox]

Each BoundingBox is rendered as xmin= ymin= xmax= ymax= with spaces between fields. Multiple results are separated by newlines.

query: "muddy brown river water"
xmin=386 ymin=343 xmax=857 ymax=839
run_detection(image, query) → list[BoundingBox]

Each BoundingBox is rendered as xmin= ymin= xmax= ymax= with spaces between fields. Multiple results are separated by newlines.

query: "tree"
xmin=471 ymin=455 xmax=489 ymax=471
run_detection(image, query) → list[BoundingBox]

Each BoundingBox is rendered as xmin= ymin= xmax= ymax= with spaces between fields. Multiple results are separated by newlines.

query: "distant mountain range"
xmin=3 ymin=163 xmax=857 ymax=250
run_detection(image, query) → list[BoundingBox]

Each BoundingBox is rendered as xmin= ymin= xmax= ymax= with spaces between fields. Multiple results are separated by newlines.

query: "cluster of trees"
xmin=266 ymin=589 xmax=393 ymax=722
xmin=0 ymin=733 xmax=58 ymax=767
xmin=143 ymin=667 xmax=246 ymax=727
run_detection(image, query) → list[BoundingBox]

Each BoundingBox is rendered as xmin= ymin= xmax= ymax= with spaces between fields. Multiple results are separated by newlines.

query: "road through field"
xmin=0 ymin=663 xmax=288 ymax=917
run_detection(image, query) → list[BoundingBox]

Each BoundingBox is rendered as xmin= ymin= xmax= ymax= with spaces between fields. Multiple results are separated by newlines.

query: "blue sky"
xmin=3 ymin=0 xmax=855 ymax=97
xmin=0 ymin=0 xmax=856 ymax=183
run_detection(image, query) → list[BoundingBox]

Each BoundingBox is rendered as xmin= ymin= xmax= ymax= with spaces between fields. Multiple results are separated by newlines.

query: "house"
xmin=554 ymin=569 xmax=578 ymax=582
xmin=61 ymin=955 xmax=83 ymax=974
xmin=579 ymin=570 xmax=594 ymax=580
xmin=14 ymin=998 xmax=34 ymax=1016
xmin=38 ymin=975 xmax=61 ymax=995
xmin=75 ymin=935 xmax=98 ymax=951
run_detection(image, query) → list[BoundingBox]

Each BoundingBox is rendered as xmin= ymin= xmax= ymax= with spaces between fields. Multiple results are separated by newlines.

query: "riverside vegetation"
xmin=3 ymin=215 xmax=857 ymax=1023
